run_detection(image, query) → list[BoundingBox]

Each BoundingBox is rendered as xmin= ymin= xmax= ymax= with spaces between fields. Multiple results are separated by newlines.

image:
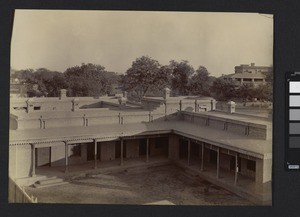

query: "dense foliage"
xmin=11 ymin=58 xmax=273 ymax=102
xmin=11 ymin=64 xmax=119 ymax=97
xmin=121 ymin=56 xmax=170 ymax=101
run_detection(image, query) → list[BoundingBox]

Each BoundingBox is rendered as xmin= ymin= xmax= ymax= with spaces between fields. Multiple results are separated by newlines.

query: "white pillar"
xmin=31 ymin=144 xmax=36 ymax=177
xmin=64 ymin=142 xmax=68 ymax=173
xmin=94 ymin=140 xmax=98 ymax=169
xmin=187 ymin=139 xmax=191 ymax=166
xmin=120 ymin=139 xmax=124 ymax=166
xmin=146 ymin=138 xmax=149 ymax=163
xmin=216 ymin=147 xmax=220 ymax=178
xmin=235 ymin=152 xmax=238 ymax=185
xmin=201 ymin=142 xmax=204 ymax=171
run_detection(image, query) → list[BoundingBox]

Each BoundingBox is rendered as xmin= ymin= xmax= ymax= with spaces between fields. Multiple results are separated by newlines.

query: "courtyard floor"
xmin=25 ymin=164 xmax=253 ymax=205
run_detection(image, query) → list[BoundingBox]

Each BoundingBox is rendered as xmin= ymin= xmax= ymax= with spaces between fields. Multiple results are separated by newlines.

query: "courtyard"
xmin=25 ymin=165 xmax=253 ymax=205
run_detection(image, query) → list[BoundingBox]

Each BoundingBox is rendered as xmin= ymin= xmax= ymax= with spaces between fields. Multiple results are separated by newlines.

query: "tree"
xmin=122 ymin=56 xmax=169 ymax=101
xmin=253 ymin=84 xmax=272 ymax=102
xmin=43 ymin=73 xmax=68 ymax=97
xmin=261 ymin=68 xmax=273 ymax=102
xmin=169 ymin=60 xmax=194 ymax=95
xmin=11 ymin=69 xmax=35 ymax=81
xmin=189 ymin=66 xmax=215 ymax=96
xmin=64 ymin=63 xmax=116 ymax=97
xmin=210 ymin=78 xmax=237 ymax=101
xmin=236 ymin=83 xmax=256 ymax=102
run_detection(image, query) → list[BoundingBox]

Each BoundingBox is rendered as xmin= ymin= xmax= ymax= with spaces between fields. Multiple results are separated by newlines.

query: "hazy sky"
xmin=11 ymin=10 xmax=273 ymax=77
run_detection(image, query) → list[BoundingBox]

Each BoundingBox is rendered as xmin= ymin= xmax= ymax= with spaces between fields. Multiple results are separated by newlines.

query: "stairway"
xmin=33 ymin=177 xmax=68 ymax=188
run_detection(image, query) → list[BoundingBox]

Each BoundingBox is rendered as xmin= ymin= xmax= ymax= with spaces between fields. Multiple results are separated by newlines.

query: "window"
xmin=34 ymin=106 xmax=41 ymax=110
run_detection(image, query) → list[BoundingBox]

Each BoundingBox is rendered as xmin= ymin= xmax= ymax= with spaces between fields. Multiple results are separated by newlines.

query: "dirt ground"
xmin=25 ymin=165 xmax=253 ymax=205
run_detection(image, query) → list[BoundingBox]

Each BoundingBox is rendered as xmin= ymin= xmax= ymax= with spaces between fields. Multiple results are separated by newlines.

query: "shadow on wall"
xmin=184 ymin=107 xmax=194 ymax=112
xmin=36 ymin=144 xmax=88 ymax=168
xmin=80 ymin=102 xmax=102 ymax=109
xmin=10 ymin=116 xmax=18 ymax=130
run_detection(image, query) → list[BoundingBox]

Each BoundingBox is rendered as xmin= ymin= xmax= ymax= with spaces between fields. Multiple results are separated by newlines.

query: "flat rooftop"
xmin=10 ymin=119 xmax=271 ymax=159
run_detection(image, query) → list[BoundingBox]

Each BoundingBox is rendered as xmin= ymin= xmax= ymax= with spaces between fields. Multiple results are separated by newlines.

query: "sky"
xmin=11 ymin=10 xmax=273 ymax=77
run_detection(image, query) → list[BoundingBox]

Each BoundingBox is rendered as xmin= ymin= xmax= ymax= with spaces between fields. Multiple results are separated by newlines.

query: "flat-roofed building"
xmin=222 ymin=63 xmax=272 ymax=87
xmin=9 ymin=89 xmax=272 ymax=204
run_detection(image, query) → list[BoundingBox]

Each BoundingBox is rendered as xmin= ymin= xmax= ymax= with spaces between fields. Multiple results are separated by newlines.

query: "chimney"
xmin=26 ymin=98 xmax=34 ymax=113
xmin=123 ymin=91 xmax=128 ymax=99
xmin=210 ymin=99 xmax=216 ymax=111
xmin=163 ymin=87 xmax=171 ymax=100
xmin=60 ymin=89 xmax=67 ymax=99
xmin=72 ymin=98 xmax=79 ymax=111
xmin=227 ymin=101 xmax=236 ymax=114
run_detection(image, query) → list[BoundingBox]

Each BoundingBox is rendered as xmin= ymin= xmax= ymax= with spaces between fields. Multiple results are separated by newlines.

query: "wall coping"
xmin=180 ymin=111 xmax=269 ymax=129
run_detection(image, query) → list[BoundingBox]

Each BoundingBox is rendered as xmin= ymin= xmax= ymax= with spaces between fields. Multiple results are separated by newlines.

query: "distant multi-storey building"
xmin=222 ymin=63 xmax=272 ymax=86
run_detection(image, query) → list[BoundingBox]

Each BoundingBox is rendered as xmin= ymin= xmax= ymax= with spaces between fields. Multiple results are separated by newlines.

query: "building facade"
xmin=9 ymin=89 xmax=272 ymax=204
xmin=222 ymin=63 xmax=272 ymax=87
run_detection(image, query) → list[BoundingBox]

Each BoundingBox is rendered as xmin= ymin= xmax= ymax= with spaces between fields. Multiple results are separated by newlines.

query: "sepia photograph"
xmin=9 ymin=10 xmax=273 ymax=205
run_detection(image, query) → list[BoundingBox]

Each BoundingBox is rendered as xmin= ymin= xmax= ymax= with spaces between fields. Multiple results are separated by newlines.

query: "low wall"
xmin=9 ymin=177 xmax=37 ymax=203
xmin=180 ymin=111 xmax=268 ymax=139
xmin=142 ymin=97 xmax=215 ymax=114
xmin=9 ymin=144 xmax=32 ymax=179
xmin=12 ymin=110 xmax=167 ymax=130
xmin=10 ymin=97 xmax=112 ymax=113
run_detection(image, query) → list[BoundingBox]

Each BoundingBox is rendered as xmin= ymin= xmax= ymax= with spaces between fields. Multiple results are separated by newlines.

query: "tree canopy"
xmin=122 ymin=56 xmax=170 ymax=101
xmin=12 ymin=64 xmax=119 ymax=97
xmin=210 ymin=78 xmax=237 ymax=101
xmin=169 ymin=60 xmax=194 ymax=95
xmin=189 ymin=66 xmax=214 ymax=96
xmin=11 ymin=58 xmax=272 ymax=102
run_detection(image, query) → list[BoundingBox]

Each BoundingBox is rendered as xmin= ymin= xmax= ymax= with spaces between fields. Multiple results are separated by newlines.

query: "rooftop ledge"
xmin=9 ymin=120 xmax=271 ymax=159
